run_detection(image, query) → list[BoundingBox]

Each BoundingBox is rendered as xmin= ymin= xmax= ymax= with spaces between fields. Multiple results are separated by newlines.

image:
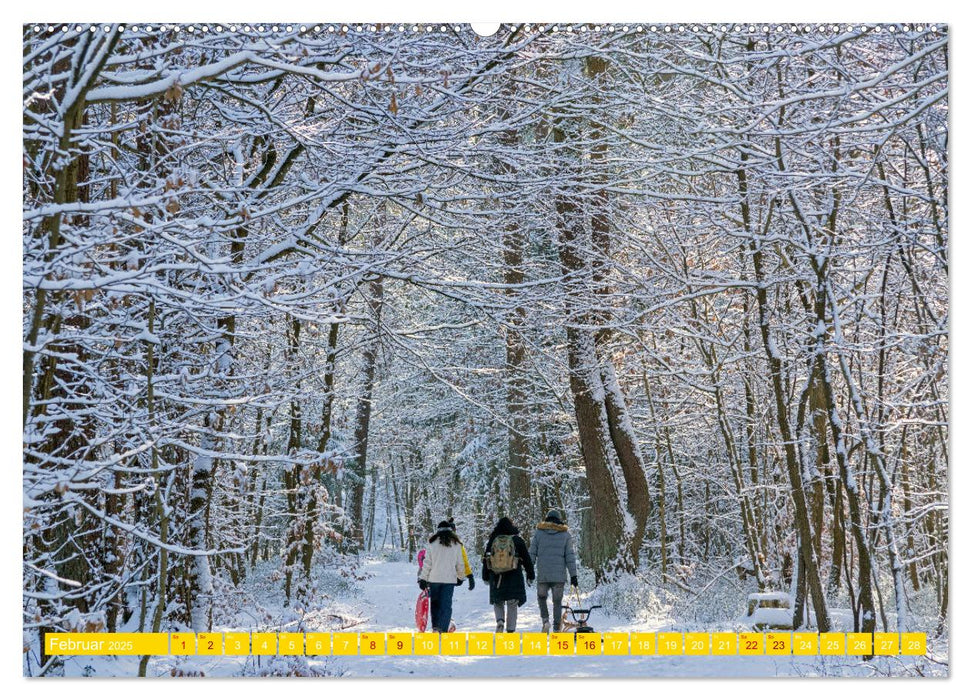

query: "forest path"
xmin=355 ymin=557 xmax=549 ymax=633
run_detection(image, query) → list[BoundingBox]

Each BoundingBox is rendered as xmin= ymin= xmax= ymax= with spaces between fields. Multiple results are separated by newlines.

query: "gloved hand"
xmin=570 ymin=575 xmax=579 ymax=588
xmin=468 ymin=575 xmax=475 ymax=590
xmin=418 ymin=579 xmax=428 ymax=590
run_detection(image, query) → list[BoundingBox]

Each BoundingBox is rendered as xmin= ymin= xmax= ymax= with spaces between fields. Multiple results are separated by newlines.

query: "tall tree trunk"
xmin=600 ymin=361 xmax=651 ymax=564
xmin=350 ymin=275 xmax=384 ymax=550
xmin=551 ymin=92 xmax=634 ymax=576
xmin=498 ymin=147 xmax=532 ymax=519
xmin=898 ymin=436 xmax=920 ymax=592
xmin=188 ymin=431 xmax=215 ymax=632
xmin=586 ymin=54 xmax=651 ymax=561
xmin=303 ymin=199 xmax=352 ymax=575
xmin=138 ymin=301 xmax=168 ymax=676
xmin=563 ymin=332 xmax=633 ymax=575
xmin=284 ymin=316 xmax=303 ymax=603
xmin=741 ymin=288 xmax=771 ymax=571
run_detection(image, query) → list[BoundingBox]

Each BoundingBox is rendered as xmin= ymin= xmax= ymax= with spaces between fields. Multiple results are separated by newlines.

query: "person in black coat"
xmin=481 ymin=517 xmax=535 ymax=633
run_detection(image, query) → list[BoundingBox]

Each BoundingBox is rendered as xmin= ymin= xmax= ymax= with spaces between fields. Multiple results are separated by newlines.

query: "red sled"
xmin=415 ymin=589 xmax=429 ymax=631
xmin=414 ymin=589 xmax=456 ymax=632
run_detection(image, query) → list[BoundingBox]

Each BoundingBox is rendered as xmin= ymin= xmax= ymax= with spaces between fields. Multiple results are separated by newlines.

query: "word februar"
xmin=45 ymin=632 xmax=928 ymax=658
xmin=45 ymin=633 xmax=168 ymax=655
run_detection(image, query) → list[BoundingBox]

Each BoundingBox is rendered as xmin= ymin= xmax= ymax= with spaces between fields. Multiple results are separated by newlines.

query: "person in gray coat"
xmin=528 ymin=509 xmax=579 ymax=632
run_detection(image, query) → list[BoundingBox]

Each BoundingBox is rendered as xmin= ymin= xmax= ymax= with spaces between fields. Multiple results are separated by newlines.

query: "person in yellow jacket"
xmin=447 ymin=518 xmax=475 ymax=590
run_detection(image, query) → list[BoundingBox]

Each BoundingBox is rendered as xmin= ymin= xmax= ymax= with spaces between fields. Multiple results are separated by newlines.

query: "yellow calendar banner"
xmin=739 ymin=633 xmax=764 ymax=655
xmin=657 ymin=632 xmax=683 ymax=655
xmin=414 ymin=632 xmax=440 ymax=655
xmin=685 ymin=633 xmax=709 ymax=656
xmin=44 ymin=633 xmax=168 ymax=657
xmin=305 ymin=633 xmax=330 ymax=655
xmin=766 ymin=633 xmax=791 ymax=656
xmin=712 ymin=633 xmax=736 ymax=655
xmin=523 ymin=633 xmax=547 ymax=655
xmin=468 ymin=633 xmax=493 ymax=655
xmin=197 ymin=632 xmax=222 ymax=656
xmin=495 ymin=633 xmax=520 ymax=655
xmin=252 ymin=633 xmax=277 ymax=655
xmin=576 ymin=633 xmax=602 ymax=655
xmin=793 ymin=632 xmax=818 ymax=655
xmin=387 ymin=632 xmax=412 ymax=655
xmin=847 ymin=633 xmax=872 ymax=656
xmin=360 ymin=632 xmax=386 ymax=655
xmin=901 ymin=633 xmax=927 ymax=656
xmin=278 ymin=633 xmax=304 ymax=655
xmin=820 ymin=633 xmax=845 ymax=656
xmin=42 ymin=630 xmax=935 ymax=658
xmin=874 ymin=633 xmax=899 ymax=656
xmin=604 ymin=632 xmax=629 ymax=655
xmin=225 ymin=632 xmax=250 ymax=655
xmin=441 ymin=633 xmax=466 ymax=655
xmin=332 ymin=633 xmax=358 ymax=655
xmin=170 ymin=633 xmax=196 ymax=655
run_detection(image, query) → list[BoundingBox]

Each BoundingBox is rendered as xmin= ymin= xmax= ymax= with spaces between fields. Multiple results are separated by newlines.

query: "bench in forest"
xmin=741 ymin=592 xmax=794 ymax=630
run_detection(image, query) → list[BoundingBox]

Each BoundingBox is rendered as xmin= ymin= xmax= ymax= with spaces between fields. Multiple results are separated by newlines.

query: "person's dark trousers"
xmin=537 ymin=582 xmax=565 ymax=631
xmin=494 ymin=601 xmax=518 ymax=632
xmin=428 ymin=582 xmax=456 ymax=632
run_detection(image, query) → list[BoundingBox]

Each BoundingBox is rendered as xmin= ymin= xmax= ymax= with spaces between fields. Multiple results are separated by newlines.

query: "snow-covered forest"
xmin=23 ymin=23 xmax=947 ymax=677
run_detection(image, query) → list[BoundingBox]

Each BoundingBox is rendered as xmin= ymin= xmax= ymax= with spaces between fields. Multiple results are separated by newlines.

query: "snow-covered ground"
xmin=51 ymin=558 xmax=946 ymax=678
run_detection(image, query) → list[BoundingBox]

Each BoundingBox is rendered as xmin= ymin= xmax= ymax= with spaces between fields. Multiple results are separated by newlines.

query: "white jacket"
xmin=419 ymin=538 xmax=467 ymax=584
